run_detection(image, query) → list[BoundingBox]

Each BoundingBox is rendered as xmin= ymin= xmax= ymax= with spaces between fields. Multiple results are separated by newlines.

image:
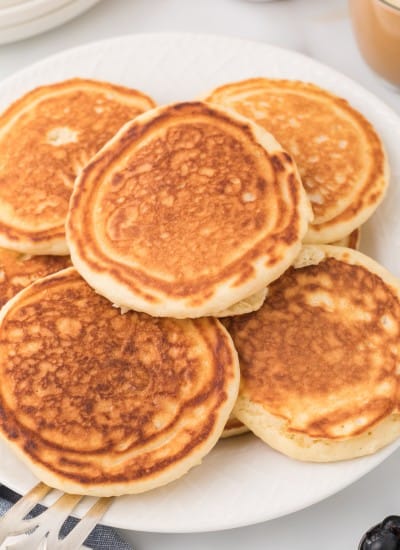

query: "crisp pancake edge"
xmin=66 ymin=101 xmax=313 ymax=318
xmin=0 ymin=267 xmax=241 ymax=495
xmin=0 ymin=78 xmax=156 ymax=256
xmin=203 ymin=78 xmax=390 ymax=245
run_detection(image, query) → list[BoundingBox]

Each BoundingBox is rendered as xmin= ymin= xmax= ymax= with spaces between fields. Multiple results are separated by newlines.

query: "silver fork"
xmin=0 ymin=483 xmax=113 ymax=550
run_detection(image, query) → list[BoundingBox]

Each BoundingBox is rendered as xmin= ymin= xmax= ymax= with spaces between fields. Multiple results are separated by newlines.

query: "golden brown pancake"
xmin=0 ymin=247 xmax=70 ymax=308
xmin=331 ymin=227 xmax=361 ymax=249
xmin=0 ymin=78 xmax=156 ymax=255
xmin=67 ymin=101 xmax=312 ymax=318
xmin=228 ymin=245 xmax=400 ymax=461
xmin=205 ymin=79 xmax=388 ymax=244
xmin=0 ymin=268 xmax=239 ymax=496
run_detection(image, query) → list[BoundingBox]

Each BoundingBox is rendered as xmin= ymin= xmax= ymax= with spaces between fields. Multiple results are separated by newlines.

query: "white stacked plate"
xmin=0 ymin=0 xmax=100 ymax=44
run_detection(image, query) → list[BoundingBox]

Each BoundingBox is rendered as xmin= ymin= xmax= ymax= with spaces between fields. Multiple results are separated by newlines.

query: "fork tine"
xmin=8 ymin=492 xmax=83 ymax=550
xmin=0 ymin=483 xmax=51 ymax=544
xmin=56 ymin=497 xmax=113 ymax=550
xmin=0 ymin=487 xmax=113 ymax=550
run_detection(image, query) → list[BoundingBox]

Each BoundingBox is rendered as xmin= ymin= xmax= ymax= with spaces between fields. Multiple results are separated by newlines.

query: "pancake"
xmin=221 ymin=413 xmax=249 ymax=438
xmin=331 ymin=227 xmax=361 ymax=249
xmin=67 ymin=101 xmax=312 ymax=318
xmin=217 ymin=287 xmax=268 ymax=317
xmin=0 ymin=248 xmax=70 ymax=308
xmin=0 ymin=268 xmax=239 ymax=496
xmin=0 ymin=78 xmax=156 ymax=255
xmin=228 ymin=245 xmax=400 ymax=462
xmin=205 ymin=79 xmax=389 ymax=244
xmin=220 ymin=317 xmax=249 ymax=438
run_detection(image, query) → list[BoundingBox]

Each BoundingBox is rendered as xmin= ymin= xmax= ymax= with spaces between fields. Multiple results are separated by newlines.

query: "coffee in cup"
xmin=349 ymin=0 xmax=400 ymax=89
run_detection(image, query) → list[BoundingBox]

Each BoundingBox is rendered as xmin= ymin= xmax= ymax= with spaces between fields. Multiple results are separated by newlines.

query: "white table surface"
xmin=1 ymin=1 xmax=400 ymax=548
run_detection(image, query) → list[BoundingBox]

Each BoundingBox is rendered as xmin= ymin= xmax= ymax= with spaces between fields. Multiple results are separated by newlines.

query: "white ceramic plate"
xmin=0 ymin=0 xmax=30 ymax=8
xmin=0 ymin=33 xmax=399 ymax=533
xmin=0 ymin=0 xmax=100 ymax=44
xmin=0 ymin=0 xmax=72 ymax=28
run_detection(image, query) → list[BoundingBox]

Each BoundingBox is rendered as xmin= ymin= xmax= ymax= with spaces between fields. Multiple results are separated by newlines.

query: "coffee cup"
xmin=349 ymin=0 xmax=400 ymax=90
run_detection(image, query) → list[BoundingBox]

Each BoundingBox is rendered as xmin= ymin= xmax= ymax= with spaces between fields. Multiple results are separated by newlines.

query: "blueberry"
xmin=382 ymin=517 xmax=400 ymax=537
xmin=359 ymin=527 xmax=400 ymax=550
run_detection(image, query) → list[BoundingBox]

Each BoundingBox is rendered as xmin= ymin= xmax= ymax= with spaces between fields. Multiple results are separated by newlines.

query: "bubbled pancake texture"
xmin=227 ymin=252 xmax=400 ymax=441
xmin=0 ymin=79 xmax=155 ymax=253
xmin=205 ymin=79 xmax=387 ymax=243
xmin=67 ymin=102 xmax=310 ymax=317
xmin=0 ymin=248 xmax=71 ymax=308
xmin=0 ymin=268 xmax=238 ymax=495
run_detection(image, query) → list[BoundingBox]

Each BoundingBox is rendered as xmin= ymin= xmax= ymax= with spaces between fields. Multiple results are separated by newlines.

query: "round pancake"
xmin=205 ymin=79 xmax=388 ymax=244
xmin=228 ymin=245 xmax=400 ymax=462
xmin=0 ymin=268 xmax=239 ymax=496
xmin=67 ymin=101 xmax=312 ymax=318
xmin=0 ymin=248 xmax=70 ymax=308
xmin=331 ymin=227 xmax=361 ymax=249
xmin=0 ymin=78 xmax=156 ymax=255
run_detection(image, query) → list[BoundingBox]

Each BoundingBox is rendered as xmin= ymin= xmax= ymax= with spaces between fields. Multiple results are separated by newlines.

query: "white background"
xmin=1 ymin=1 xmax=400 ymax=549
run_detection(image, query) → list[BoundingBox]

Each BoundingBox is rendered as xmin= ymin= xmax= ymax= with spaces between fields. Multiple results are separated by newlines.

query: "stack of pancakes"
xmin=0 ymin=75 xmax=398 ymax=497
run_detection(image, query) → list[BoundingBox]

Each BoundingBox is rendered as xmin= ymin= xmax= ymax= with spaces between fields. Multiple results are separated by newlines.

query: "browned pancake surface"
xmin=0 ymin=268 xmax=237 ymax=491
xmin=228 ymin=258 xmax=400 ymax=439
xmin=206 ymin=79 xmax=386 ymax=239
xmin=220 ymin=86 xmax=364 ymax=223
xmin=68 ymin=101 xmax=309 ymax=316
xmin=0 ymin=79 xmax=155 ymax=251
xmin=103 ymin=118 xmax=276 ymax=279
xmin=0 ymin=248 xmax=70 ymax=308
